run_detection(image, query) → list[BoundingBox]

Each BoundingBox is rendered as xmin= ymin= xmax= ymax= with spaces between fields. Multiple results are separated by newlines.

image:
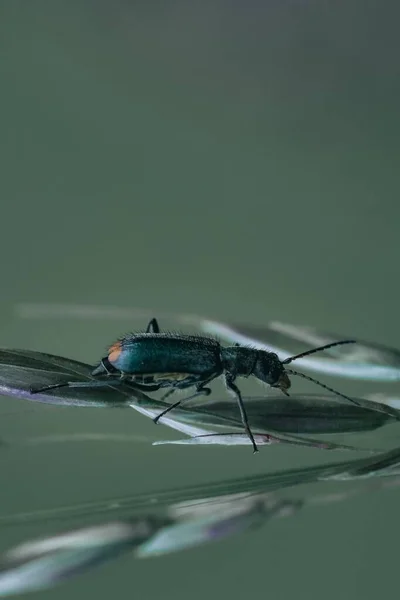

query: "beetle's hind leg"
xmin=146 ymin=318 xmax=160 ymax=333
xmin=161 ymin=388 xmax=177 ymax=402
xmin=153 ymin=382 xmax=212 ymax=424
xmin=30 ymin=378 xmax=126 ymax=394
xmin=225 ymin=373 xmax=258 ymax=454
xmin=30 ymin=381 xmax=72 ymax=394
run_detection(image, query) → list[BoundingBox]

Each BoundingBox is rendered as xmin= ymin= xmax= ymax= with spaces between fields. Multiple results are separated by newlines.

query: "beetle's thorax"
xmin=220 ymin=346 xmax=258 ymax=377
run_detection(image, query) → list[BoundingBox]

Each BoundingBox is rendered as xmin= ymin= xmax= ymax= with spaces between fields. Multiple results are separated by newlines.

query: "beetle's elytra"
xmin=31 ymin=317 xmax=357 ymax=453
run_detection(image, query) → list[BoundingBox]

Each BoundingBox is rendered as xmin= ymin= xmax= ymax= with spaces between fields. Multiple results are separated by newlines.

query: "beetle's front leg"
xmin=225 ymin=373 xmax=258 ymax=454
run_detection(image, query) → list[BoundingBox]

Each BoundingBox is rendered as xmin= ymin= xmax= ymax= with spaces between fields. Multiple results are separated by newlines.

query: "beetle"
xmin=31 ymin=318 xmax=358 ymax=453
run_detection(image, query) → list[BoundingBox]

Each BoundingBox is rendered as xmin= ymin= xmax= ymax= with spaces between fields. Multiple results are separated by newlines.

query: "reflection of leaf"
xmin=2 ymin=445 xmax=400 ymax=597
xmin=0 ymin=490 xmax=302 ymax=596
xmin=0 ymin=349 xmax=149 ymax=407
xmin=323 ymin=445 xmax=400 ymax=481
xmin=201 ymin=319 xmax=400 ymax=381
xmin=0 ymin=517 xmax=170 ymax=597
xmin=3 ymin=446 xmax=400 ymax=529
xmin=5 ymin=433 xmax=153 ymax=447
xmin=136 ymin=496 xmax=300 ymax=558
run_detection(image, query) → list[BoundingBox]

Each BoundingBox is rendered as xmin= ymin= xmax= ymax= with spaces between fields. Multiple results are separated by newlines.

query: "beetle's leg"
xmin=225 ymin=373 xmax=258 ymax=454
xmin=30 ymin=379 xmax=127 ymax=394
xmin=161 ymin=387 xmax=177 ymax=402
xmin=125 ymin=381 xmax=161 ymax=392
xmin=153 ymin=382 xmax=212 ymax=424
xmin=153 ymin=398 xmax=182 ymax=423
xmin=30 ymin=377 xmax=161 ymax=395
xmin=146 ymin=318 xmax=160 ymax=333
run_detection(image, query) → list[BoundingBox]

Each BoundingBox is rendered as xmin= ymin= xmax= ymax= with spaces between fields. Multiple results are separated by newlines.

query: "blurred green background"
xmin=0 ymin=2 xmax=399 ymax=599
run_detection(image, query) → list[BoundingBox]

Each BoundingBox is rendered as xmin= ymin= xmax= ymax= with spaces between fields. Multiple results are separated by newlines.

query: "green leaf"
xmin=0 ymin=349 xmax=147 ymax=408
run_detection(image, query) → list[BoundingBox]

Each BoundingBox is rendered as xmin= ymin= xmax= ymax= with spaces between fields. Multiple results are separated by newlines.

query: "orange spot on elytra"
xmin=108 ymin=341 xmax=122 ymax=364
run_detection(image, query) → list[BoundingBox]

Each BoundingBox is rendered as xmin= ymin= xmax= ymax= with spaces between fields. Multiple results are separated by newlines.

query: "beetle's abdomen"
xmin=107 ymin=334 xmax=221 ymax=376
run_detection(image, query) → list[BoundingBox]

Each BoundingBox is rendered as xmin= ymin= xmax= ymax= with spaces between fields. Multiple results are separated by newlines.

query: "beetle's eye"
xmin=265 ymin=362 xmax=283 ymax=385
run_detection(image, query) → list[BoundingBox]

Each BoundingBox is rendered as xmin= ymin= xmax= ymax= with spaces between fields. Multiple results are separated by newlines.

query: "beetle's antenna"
xmin=285 ymin=368 xmax=361 ymax=406
xmin=281 ymin=340 xmax=356 ymax=365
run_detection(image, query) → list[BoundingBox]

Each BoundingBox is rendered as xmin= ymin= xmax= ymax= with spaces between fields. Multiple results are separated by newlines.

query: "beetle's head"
xmin=253 ymin=351 xmax=291 ymax=395
xmin=270 ymin=370 xmax=291 ymax=396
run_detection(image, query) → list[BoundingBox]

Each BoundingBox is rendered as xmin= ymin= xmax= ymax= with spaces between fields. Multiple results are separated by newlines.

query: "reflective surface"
xmin=1 ymin=2 xmax=400 ymax=600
